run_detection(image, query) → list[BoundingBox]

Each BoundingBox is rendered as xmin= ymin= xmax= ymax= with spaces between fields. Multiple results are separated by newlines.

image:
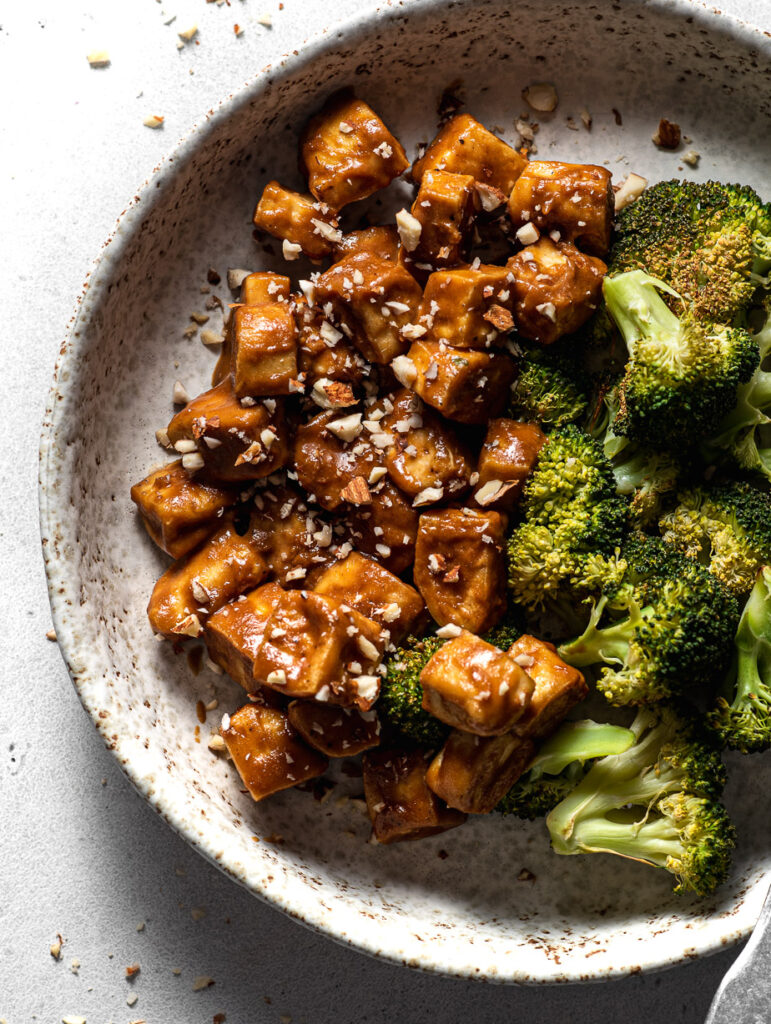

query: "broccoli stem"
xmin=563 ymin=814 xmax=681 ymax=868
xmin=529 ymin=720 xmax=635 ymax=777
xmin=557 ymin=595 xmax=646 ymax=668
xmin=602 ymin=271 xmax=686 ymax=371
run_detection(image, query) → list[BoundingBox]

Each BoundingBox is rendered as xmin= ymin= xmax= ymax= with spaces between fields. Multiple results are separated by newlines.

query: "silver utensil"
xmin=705 ymin=886 xmax=771 ymax=1024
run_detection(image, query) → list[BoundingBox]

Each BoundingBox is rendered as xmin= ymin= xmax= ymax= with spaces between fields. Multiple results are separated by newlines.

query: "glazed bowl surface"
xmin=40 ymin=0 xmax=771 ymax=983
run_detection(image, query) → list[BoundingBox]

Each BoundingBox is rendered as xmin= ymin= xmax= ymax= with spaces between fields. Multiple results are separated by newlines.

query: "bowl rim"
xmin=39 ymin=0 xmax=771 ymax=984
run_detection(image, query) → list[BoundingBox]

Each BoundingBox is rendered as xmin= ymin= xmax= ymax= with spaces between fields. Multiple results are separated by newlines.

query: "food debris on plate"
xmin=130 ymin=87 xmax=771 ymax=897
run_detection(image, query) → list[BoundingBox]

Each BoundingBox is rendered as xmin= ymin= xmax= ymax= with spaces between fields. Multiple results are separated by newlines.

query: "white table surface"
xmin=1 ymin=0 xmax=767 ymax=1020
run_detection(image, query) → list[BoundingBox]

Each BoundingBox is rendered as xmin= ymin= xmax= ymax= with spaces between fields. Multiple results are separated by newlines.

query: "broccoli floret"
xmin=546 ymin=705 xmax=736 ymax=896
xmin=586 ymin=378 xmax=680 ymax=526
xmin=506 ymin=425 xmax=628 ymax=615
xmin=498 ymin=719 xmax=635 ymax=819
xmin=509 ymin=340 xmax=588 ymax=429
xmin=702 ymin=302 xmax=771 ymax=481
xmin=482 ymin=610 xmax=524 ymax=651
xmin=612 ymin=179 xmax=771 ymax=323
xmin=603 ymin=271 xmax=758 ymax=447
xmin=379 ymin=636 xmax=450 ymax=749
xmin=659 ymin=482 xmax=771 ymax=597
xmin=558 ymin=534 xmax=739 ymax=705
xmin=709 ymin=566 xmax=771 ymax=753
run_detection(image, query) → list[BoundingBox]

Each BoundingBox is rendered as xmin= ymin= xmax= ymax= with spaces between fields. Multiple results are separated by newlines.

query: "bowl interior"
xmin=41 ymin=0 xmax=771 ymax=983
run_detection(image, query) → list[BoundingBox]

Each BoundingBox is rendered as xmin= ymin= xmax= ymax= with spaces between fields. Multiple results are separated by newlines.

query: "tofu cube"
xmin=147 ymin=516 xmax=269 ymax=638
xmin=166 ymin=380 xmax=289 ymax=483
xmin=473 ymin=419 xmax=547 ymax=512
xmin=340 ymin=480 xmax=419 ymax=575
xmin=412 ymin=113 xmax=527 ymax=195
xmin=130 ymin=460 xmax=237 ymax=559
xmin=506 ymin=238 xmax=606 ymax=345
xmin=379 ymin=389 xmax=473 ymax=501
xmin=287 ymin=701 xmax=381 ymax=757
xmin=204 ymin=581 xmax=286 ymax=692
xmin=253 ymin=590 xmax=385 ymax=709
xmin=248 ymin=485 xmax=336 ymax=587
xmin=421 ymin=265 xmax=516 ymax=349
xmin=509 ymin=634 xmax=588 ymax=740
xmin=300 ymin=92 xmax=409 ymax=211
xmin=420 ymin=632 xmax=533 ymax=735
xmin=221 ymin=703 xmax=328 ymax=802
xmin=293 ymin=408 xmax=384 ymax=511
xmin=252 ymin=180 xmax=341 ymax=261
xmin=315 ymin=252 xmax=422 ymax=365
xmin=425 ymin=731 xmax=535 ymax=814
xmin=213 ymin=272 xmax=292 ymax=385
xmin=507 ymin=161 xmax=614 ymax=258
xmin=296 ymin=300 xmax=367 ymax=387
xmin=413 ymin=508 xmax=507 ymax=633
xmin=231 ymin=303 xmax=298 ymax=398
xmin=335 ymin=225 xmax=399 ymax=262
xmin=405 ymin=169 xmax=477 ymax=271
xmin=362 ymin=748 xmax=467 ymax=844
xmin=311 ymin=551 xmax=426 ymax=643
xmin=408 ymin=339 xmax=516 ymax=425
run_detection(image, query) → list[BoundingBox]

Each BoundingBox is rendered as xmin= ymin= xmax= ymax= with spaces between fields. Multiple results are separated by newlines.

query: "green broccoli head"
xmin=659 ymin=482 xmax=771 ymax=597
xmin=379 ymin=636 xmax=450 ymax=749
xmin=709 ymin=565 xmax=771 ymax=753
xmin=603 ymin=271 xmax=759 ymax=448
xmin=482 ymin=610 xmax=524 ymax=651
xmin=506 ymin=426 xmax=628 ymax=614
xmin=558 ymin=534 xmax=740 ymax=706
xmin=498 ymin=719 xmax=635 ymax=819
xmin=612 ymin=179 xmax=771 ymax=323
xmin=546 ymin=705 xmax=735 ymax=896
xmin=508 ymin=340 xmax=588 ymax=430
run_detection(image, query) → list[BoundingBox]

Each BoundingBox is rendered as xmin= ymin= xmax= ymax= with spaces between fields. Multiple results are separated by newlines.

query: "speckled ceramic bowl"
xmin=40 ymin=0 xmax=771 ymax=984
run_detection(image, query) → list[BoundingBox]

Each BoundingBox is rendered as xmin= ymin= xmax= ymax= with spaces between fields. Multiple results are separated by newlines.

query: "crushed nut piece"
xmin=311 ymin=378 xmax=356 ymax=409
xmin=515 ymin=223 xmax=540 ymax=246
xmin=143 ymin=115 xmax=165 ymax=129
xmin=208 ymin=733 xmax=227 ymax=753
xmin=171 ymin=613 xmax=202 ymax=638
xmin=126 ymin=963 xmax=140 ymax=979
xmin=340 ymin=476 xmax=371 ymax=505
xmin=193 ymin=976 xmax=215 ymax=991
xmin=482 ymin=304 xmax=514 ymax=332
xmin=475 ymin=182 xmax=507 ymax=212
xmin=682 ymin=149 xmax=700 ymax=167
xmin=178 ymin=24 xmax=198 ymax=42
xmin=50 ymin=933 xmax=64 ymax=958
xmin=522 ymin=82 xmax=558 ymax=113
xmin=200 ymin=328 xmax=224 ymax=346
xmin=395 ymin=208 xmax=422 ymax=252
xmin=614 ymin=172 xmax=648 ymax=212
xmin=87 ymin=50 xmax=111 ymax=68
xmin=652 ymin=118 xmax=681 ymax=149
xmin=436 ymin=623 xmax=462 ymax=639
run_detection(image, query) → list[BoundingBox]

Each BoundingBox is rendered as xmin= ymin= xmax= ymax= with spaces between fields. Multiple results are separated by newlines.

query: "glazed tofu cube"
xmin=506 ymin=238 xmax=606 ymax=345
xmin=379 ymin=389 xmax=473 ymax=502
xmin=130 ymin=460 xmax=237 ymax=559
xmin=231 ymin=303 xmax=298 ymax=398
xmin=315 ymin=252 xmax=423 ymax=365
xmin=405 ymin=169 xmax=477 ymax=271
xmin=507 ymin=161 xmax=614 ymax=258
xmin=420 ymin=633 xmax=533 ymax=736
xmin=421 ymin=265 xmax=515 ymax=349
xmin=295 ymin=300 xmax=367 ymax=387
xmin=252 ymin=180 xmax=341 ymax=261
xmin=300 ymin=92 xmax=409 ymax=211
xmin=287 ymin=701 xmax=381 ymax=757
xmin=221 ymin=703 xmax=328 ymax=802
xmin=253 ymin=590 xmax=385 ymax=709
xmin=293 ymin=408 xmax=384 ymax=511
xmin=412 ymin=113 xmax=527 ymax=195
xmin=166 ymin=380 xmax=289 ymax=483
xmin=248 ymin=485 xmax=337 ymax=587
xmin=425 ymin=731 xmax=535 ymax=814
xmin=473 ymin=419 xmax=547 ymax=512
xmin=340 ymin=480 xmax=419 ymax=575
xmin=509 ymin=634 xmax=588 ymax=740
xmin=335 ymin=225 xmax=400 ymax=261
xmin=408 ymin=339 xmax=516 ymax=425
xmin=311 ymin=551 xmax=426 ymax=643
xmin=204 ymin=581 xmax=286 ymax=692
xmin=213 ymin=272 xmax=293 ymax=385
xmin=147 ymin=516 xmax=269 ymax=638
xmin=413 ymin=508 xmax=507 ymax=633
xmin=362 ymin=748 xmax=467 ymax=843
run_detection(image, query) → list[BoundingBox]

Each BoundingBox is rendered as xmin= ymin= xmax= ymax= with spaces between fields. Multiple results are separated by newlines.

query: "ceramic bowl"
xmin=40 ymin=0 xmax=771 ymax=983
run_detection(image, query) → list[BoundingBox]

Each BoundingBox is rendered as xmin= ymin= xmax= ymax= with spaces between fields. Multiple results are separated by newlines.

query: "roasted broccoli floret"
xmin=379 ymin=636 xmax=449 ymax=749
xmin=702 ymin=302 xmax=771 ymax=481
xmin=709 ymin=566 xmax=771 ymax=753
xmin=603 ymin=271 xmax=758 ymax=447
xmin=659 ymin=482 xmax=771 ymax=597
xmin=558 ymin=534 xmax=740 ymax=705
xmin=509 ymin=340 xmax=588 ymax=429
xmin=506 ymin=425 xmax=628 ymax=616
xmin=546 ymin=705 xmax=735 ymax=896
xmin=611 ymin=179 xmax=771 ymax=323
xmin=482 ymin=611 xmax=524 ymax=651
xmin=498 ymin=719 xmax=635 ymax=819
